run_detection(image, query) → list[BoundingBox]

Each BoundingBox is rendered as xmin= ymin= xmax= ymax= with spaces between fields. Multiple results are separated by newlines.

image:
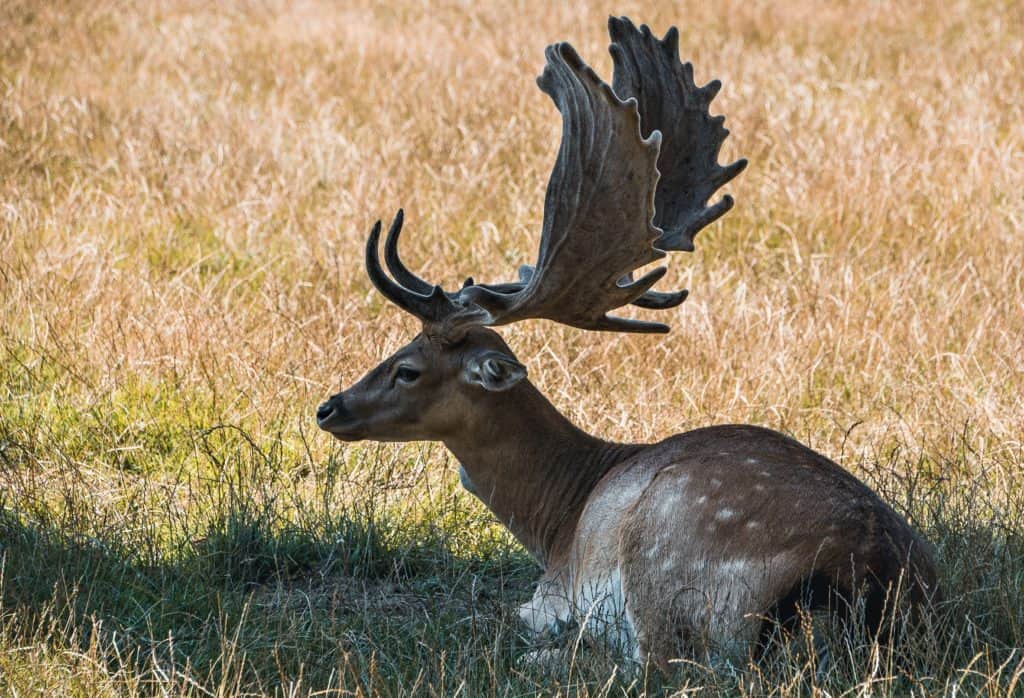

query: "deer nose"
xmin=317 ymin=394 xmax=352 ymax=430
xmin=316 ymin=398 xmax=338 ymax=424
xmin=316 ymin=402 xmax=333 ymax=421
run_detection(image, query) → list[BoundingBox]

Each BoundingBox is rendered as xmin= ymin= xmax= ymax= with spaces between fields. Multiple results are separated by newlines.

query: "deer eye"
xmin=394 ymin=366 xmax=421 ymax=384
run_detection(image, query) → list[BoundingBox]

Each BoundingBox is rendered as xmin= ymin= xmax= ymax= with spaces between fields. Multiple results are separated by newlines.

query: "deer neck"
xmin=442 ymin=380 xmax=641 ymax=568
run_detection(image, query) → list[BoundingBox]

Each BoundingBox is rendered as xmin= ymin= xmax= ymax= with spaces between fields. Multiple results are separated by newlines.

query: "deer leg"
xmin=518 ymin=574 xmax=572 ymax=638
xmin=573 ymin=568 xmax=638 ymax=657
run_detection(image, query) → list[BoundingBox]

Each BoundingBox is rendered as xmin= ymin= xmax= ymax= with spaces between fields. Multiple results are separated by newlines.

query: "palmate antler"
xmin=609 ymin=16 xmax=747 ymax=253
xmin=365 ymin=20 xmax=745 ymax=337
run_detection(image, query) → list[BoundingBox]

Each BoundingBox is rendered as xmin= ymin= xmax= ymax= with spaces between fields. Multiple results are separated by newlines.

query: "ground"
xmin=1 ymin=0 xmax=1023 ymax=695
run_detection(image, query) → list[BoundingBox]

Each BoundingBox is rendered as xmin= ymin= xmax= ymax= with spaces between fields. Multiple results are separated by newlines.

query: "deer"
xmin=316 ymin=16 xmax=938 ymax=669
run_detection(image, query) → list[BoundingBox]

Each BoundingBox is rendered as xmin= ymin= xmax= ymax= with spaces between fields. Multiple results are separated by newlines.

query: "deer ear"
xmin=462 ymin=350 xmax=527 ymax=392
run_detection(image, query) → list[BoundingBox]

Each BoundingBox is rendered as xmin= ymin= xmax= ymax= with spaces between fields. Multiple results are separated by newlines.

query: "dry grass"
xmin=1 ymin=0 xmax=1023 ymax=695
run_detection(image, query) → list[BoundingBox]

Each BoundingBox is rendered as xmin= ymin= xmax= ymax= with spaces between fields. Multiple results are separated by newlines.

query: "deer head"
xmin=318 ymin=31 xmax=746 ymax=445
xmin=316 ymin=324 xmax=526 ymax=443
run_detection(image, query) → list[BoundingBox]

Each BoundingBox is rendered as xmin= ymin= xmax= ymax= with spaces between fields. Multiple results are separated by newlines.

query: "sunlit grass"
xmin=1 ymin=0 xmax=1023 ymax=694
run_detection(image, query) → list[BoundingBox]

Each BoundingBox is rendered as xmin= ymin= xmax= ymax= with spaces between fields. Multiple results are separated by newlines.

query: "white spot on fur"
xmin=710 ymin=478 xmax=722 ymax=489
xmin=759 ymin=471 xmax=771 ymax=478
xmin=754 ymin=484 xmax=765 ymax=492
xmin=718 ymin=558 xmax=753 ymax=576
xmin=715 ymin=508 xmax=737 ymax=521
xmin=745 ymin=521 xmax=762 ymax=529
xmin=655 ymin=475 xmax=689 ymax=517
xmin=745 ymin=457 xmax=759 ymax=465
xmin=696 ymin=495 xmax=708 ymax=505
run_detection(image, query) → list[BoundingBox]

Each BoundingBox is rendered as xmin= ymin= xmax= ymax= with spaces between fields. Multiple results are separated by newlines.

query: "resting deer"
xmin=316 ymin=17 xmax=937 ymax=668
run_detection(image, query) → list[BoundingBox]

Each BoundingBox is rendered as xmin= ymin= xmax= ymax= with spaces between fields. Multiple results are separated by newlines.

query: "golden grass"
xmin=2 ymin=0 xmax=1023 ymax=694
xmin=4 ymin=0 xmax=1021 ymax=445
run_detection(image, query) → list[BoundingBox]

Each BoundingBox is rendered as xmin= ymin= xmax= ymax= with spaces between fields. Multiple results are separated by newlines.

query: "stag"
xmin=317 ymin=17 xmax=937 ymax=667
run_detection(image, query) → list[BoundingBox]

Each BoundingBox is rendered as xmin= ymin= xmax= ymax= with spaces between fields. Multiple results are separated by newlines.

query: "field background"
xmin=1 ymin=0 xmax=1022 ymax=695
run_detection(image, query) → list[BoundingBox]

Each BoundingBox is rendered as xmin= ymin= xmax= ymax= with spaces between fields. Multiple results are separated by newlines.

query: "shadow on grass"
xmin=2 ymin=416 xmax=1024 ymax=694
xmin=4 ymin=498 xmax=1024 ymax=695
xmin=0 ymin=503 xmax=541 ymax=694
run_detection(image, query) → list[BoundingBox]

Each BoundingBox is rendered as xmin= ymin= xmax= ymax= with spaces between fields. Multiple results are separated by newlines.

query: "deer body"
xmin=317 ymin=17 xmax=937 ymax=667
xmin=549 ymin=426 xmax=934 ymax=664
xmin=412 ymin=341 xmax=935 ymax=664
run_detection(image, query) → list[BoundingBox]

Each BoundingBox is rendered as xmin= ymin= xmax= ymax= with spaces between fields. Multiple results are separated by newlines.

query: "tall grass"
xmin=1 ymin=0 xmax=1022 ymax=694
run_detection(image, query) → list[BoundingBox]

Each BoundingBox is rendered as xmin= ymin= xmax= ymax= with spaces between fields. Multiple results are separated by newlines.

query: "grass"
xmin=1 ymin=0 xmax=1023 ymax=694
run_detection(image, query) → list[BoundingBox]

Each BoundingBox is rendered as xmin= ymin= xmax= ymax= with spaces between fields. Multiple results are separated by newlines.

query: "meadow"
xmin=1 ymin=0 xmax=1023 ymax=694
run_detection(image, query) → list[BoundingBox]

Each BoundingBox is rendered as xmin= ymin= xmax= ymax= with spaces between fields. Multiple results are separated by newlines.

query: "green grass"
xmin=2 ymin=357 xmax=1024 ymax=695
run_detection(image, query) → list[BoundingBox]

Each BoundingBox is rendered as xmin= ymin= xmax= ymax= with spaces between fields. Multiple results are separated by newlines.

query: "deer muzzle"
xmin=315 ymin=393 xmax=360 ymax=438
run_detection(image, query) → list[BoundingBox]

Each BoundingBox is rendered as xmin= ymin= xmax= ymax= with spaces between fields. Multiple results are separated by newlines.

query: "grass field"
xmin=2 ymin=0 xmax=1023 ymax=695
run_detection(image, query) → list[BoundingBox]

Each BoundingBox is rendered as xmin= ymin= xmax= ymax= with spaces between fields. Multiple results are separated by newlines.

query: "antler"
xmin=364 ymin=213 xmax=489 ymax=329
xmin=363 ymin=22 xmax=745 ymax=337
xmin=453 ymin=42 xmax=673 ymax=333
xmin=608 ymin=16 xmax=747 ymax=252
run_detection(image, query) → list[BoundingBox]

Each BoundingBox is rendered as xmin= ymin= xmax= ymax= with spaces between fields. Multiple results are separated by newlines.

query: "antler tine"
xmin=608 ymin=16 xmax=747 ymax=253
xmin=364 ymin=213 xmax=457 ymax=324
xmin=631 ymin=287 xmax=689 ymax=309
xmin=470 ymin=263 xmax=686 ymax=310
xmin=601 ymin=265 xmax=673 ymax=333
xmin=382 ymin=208 xmax=436 ymax=296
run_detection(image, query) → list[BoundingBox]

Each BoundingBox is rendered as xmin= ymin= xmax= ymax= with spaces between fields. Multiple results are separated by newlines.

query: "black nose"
xmin=316 ymin=401 xmax=335 ymax=422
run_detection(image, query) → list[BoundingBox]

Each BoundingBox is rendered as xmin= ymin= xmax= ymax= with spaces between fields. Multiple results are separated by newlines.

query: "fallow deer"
xmin=316 ymin=17 xmax=938 ymax=668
